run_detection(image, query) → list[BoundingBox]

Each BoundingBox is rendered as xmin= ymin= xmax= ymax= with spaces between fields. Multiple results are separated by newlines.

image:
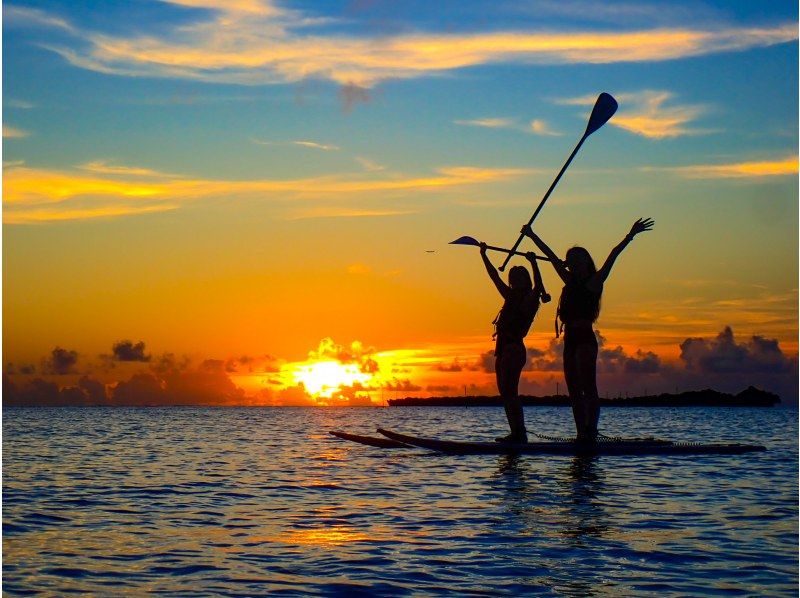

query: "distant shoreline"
xmin=388 ymin=386 xmax=780 ymax=407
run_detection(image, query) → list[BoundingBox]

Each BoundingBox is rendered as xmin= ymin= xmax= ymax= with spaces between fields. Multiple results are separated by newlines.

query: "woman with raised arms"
xmin=521 ymin=218 xmax=654 ymax=442
xmin=479 ymin=244 xmax=548 ymax=443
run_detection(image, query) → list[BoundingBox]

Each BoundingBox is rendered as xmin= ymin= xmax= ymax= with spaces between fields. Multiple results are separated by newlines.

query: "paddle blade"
xmin=584 ymin=92 xmax=618 ymax=137
xmin=449 ymin=235 xmax=480 ymax=246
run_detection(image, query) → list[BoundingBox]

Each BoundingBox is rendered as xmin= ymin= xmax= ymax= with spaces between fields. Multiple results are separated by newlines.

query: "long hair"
xmin=559 ymin=246 xmax=601 ymax=323
xmin=508 ymin=265 xmax=533 ymax=294
xmin=565 ymin=246 xmax=596 ymax=281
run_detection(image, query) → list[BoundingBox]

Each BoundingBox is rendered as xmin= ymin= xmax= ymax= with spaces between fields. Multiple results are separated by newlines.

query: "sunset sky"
xmin=3 ymin=0 xmax=798 ymax=405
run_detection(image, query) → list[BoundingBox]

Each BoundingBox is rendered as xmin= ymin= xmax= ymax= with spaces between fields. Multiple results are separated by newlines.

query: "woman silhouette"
xmin=521 ymin=218 xmax=654 ymax=441
xmin=480 ymin=243 xmax=548 ymax=443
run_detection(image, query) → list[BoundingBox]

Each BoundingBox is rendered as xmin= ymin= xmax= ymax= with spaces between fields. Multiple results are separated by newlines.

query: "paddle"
xmin=449 ymin=235 xmax=551 ymax=261
xmin=498 ymin=92 xmax=618 ymax=271
xmin=450 ymin=236 xmax=551 ymax=302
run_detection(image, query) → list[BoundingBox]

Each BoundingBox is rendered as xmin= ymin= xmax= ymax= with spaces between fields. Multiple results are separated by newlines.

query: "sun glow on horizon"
xmin=290 ymin=360 xmax=374 ymax=399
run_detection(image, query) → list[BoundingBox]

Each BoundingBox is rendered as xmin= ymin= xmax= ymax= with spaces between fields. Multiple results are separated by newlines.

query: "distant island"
xmin=388 ymin=386 xmax=780 ymax=407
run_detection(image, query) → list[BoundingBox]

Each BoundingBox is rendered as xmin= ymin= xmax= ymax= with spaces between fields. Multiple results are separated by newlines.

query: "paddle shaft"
xmin=482 ymin=243 xmax=550 ymax=261
xmin=498 ymin=133 xmax=588 ymax=271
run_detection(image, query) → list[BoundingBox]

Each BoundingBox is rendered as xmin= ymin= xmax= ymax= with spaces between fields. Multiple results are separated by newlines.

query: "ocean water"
xmin=3 ymin=406 xmax=797 ymax=596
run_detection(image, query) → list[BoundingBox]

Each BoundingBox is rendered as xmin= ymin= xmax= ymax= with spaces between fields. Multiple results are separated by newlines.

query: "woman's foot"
xmin=495 ymin=431 xmax=528 ymax=444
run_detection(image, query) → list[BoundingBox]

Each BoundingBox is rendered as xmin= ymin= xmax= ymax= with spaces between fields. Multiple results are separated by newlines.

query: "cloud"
xmin=225 ymin=354 xmax=278 ymax=373
xmin=382 ymin=378 xmax=422 ymax=392
xmin=111 ymin=360 xmax=247 ymax=405
xmin=645 ymin=156 xmax=798 ymax=178
xmin=529 ymin=119 xmax=561 ymax=136
xmin=5 ymin=362 xmax=36 ymax=375
xmin=4 ymin=163 xmax=531 ymax=223
xmin=3 ymin=125 xmax=30 ymax=138
xmin=7 ymin=99 xmax=35 ymax=109
xmin=523 ymin=326 xmax=795 ymax=400
xmin=426 ymin=384 xmax=454 ymax=391
xmin=4 ymin=204 xmax=180 ymax=225
xmin=308 ymin=337 xmax=379 ymax=374
xmin=77 ymin=160 xmax=183 ymax=177
xmin=339 ymin=83 xmax=371 ymax=111
xmin=8 ymin=2 xmax=795 ymax=88
xmin=455 ymin=117 xmax=561 ymax=135
xmin=435 ymin=358 xmax=479 ymax=372
xmin=112 ymin=340 xmax=151 ymax=362
xmin=292 ymin=140 xmax=340 ymax=151
xmin=155 ymin=0 xmax=283 ymax=15
xmin=355 ymin=157 xmax=386 ymax=172
xmin=252 ymin=138 xmax=340 ymax=151
xmin=502 ymin=332 xmax=664 ymax=375
xmin=559 ymin=90 xmax=709 ymax=138
xmin=455 ymin=117 xmax=516 ymax=129
xmin=42 ymin=346 xmax=79 ymax=375
xmin=4 ymin=375 xmax=112 ymax=406
xmin=285 ymin=207 xmax=416 ymax=219
xmin=3 ymin=5 xmax=75 ymax=33
xmin=680 ymin=326 xmax=792 ymax=374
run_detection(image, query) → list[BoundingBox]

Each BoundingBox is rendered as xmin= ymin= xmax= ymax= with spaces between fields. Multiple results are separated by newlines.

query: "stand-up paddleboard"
xmin=375 ymin=429 xmax=766 ymax=456
xmin=329 ymin=430 xmax=410 ymax=448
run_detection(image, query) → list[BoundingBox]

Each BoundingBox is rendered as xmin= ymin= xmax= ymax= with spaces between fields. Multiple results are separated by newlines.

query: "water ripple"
xmin=3 ymin=406 xmax=797 ymax=595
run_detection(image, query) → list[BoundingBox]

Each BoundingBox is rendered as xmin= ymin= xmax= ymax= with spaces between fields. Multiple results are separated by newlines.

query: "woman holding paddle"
xmin=521 ymin=218 xmax=654 ymax=442
xmin=479 ymin=243 xmax=548 ymax=443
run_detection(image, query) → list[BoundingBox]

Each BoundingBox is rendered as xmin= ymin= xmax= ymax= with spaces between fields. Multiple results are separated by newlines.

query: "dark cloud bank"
xmin=3 ymin=328 xmax=797 ymax=406
xmin=439 ymin=326 xmax=797 ymax=403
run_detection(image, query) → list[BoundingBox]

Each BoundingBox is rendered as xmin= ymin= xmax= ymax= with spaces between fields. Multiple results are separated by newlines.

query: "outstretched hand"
xmin=520 ymin=224 xmax=534 ymax=238
xmin=628 ymin=217 xmax=654 ymax=238
xmin=524 ymin=251 xmax=538 ymax=262
xmin=479 ymin=241 xmax=488 ymax=255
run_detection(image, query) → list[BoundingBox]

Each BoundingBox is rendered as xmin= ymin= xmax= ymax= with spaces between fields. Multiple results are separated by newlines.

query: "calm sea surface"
xmin=3 ymin=406 xmax=798 ymax=596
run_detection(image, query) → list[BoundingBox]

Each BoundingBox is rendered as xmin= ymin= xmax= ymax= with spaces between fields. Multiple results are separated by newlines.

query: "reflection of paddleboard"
xmin=373 ymin=429 xmax=766 ymax=456
xmin=329 ymin=431 xmax=410 ymax=448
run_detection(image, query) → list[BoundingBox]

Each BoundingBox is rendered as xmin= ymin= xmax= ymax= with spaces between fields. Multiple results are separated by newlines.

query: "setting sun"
xmin=290 ymin=360 xmax=373 ymax=398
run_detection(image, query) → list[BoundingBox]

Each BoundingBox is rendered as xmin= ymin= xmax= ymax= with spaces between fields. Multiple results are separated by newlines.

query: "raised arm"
xmin=593 ymin=217 xmax=654 ymax=288
xmin=520 ymin=224 xmax=569 ymax=283
xmin=525 ymin=252 xmax=551 ymax=303
xmin=480 ymin=242 xmax=510 ymax=298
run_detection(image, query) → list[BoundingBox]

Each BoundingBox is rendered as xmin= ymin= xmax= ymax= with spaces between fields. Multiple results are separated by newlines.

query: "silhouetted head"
xmin=508 ymin=265 xmax=533 ymax=292
xmin=565 ymin=246 xmax=596 ymax=281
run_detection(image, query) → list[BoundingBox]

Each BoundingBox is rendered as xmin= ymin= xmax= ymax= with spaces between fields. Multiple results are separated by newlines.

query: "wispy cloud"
xmin=455 ymin=117 xmax=516 ymax=129
xmin=455 ymin=117 xmax=561 ymax=135
xmin=559 ymin=90 xmax=709 ymax=138
xmin=644 ymin=156 xmax=798 ymax=178
xmin=7 ymin=99 xmax=35 ymax=109
xmin=252 ymin=138 xmax=340 ymax=151
xmin=77 ymin=160 xmax=183 ymax=177
xmin=288 ymin=207 xmax=416 ymax=220
xmin=3 ymin=163 xmax=533 ymax=223
xmin=355 ymin=157 xmax=386 ymax=172
xmin=292 ymin=140 xmax=340 ymax=151
xmin=4 ymin=204 xmax=180 ymax=225
xmin=3 ymin=125 xmax=30 ymax=138
xmin=529 ymin=119 xmax=561 ymax=136
xmin=7 ymin=2 xmax=795 ymax=88
xmin=4 ymin=5 xmax=75 ymax=33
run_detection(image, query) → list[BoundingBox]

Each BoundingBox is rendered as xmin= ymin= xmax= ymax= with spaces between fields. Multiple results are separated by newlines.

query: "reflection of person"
xmin=522 ymin=218 xmax=654 ymax=441
xmin=480 ymin=243 xmax=547 ymax=443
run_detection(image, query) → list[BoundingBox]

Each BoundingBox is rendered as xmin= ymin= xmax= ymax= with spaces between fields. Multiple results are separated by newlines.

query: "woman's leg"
xmin=563 ymin=338 xmax=585 ymax=437
xmin=574 ymin=342 xmax=599 ymax=438
xmin=496 ymin=345 xmax=528 ymax=441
